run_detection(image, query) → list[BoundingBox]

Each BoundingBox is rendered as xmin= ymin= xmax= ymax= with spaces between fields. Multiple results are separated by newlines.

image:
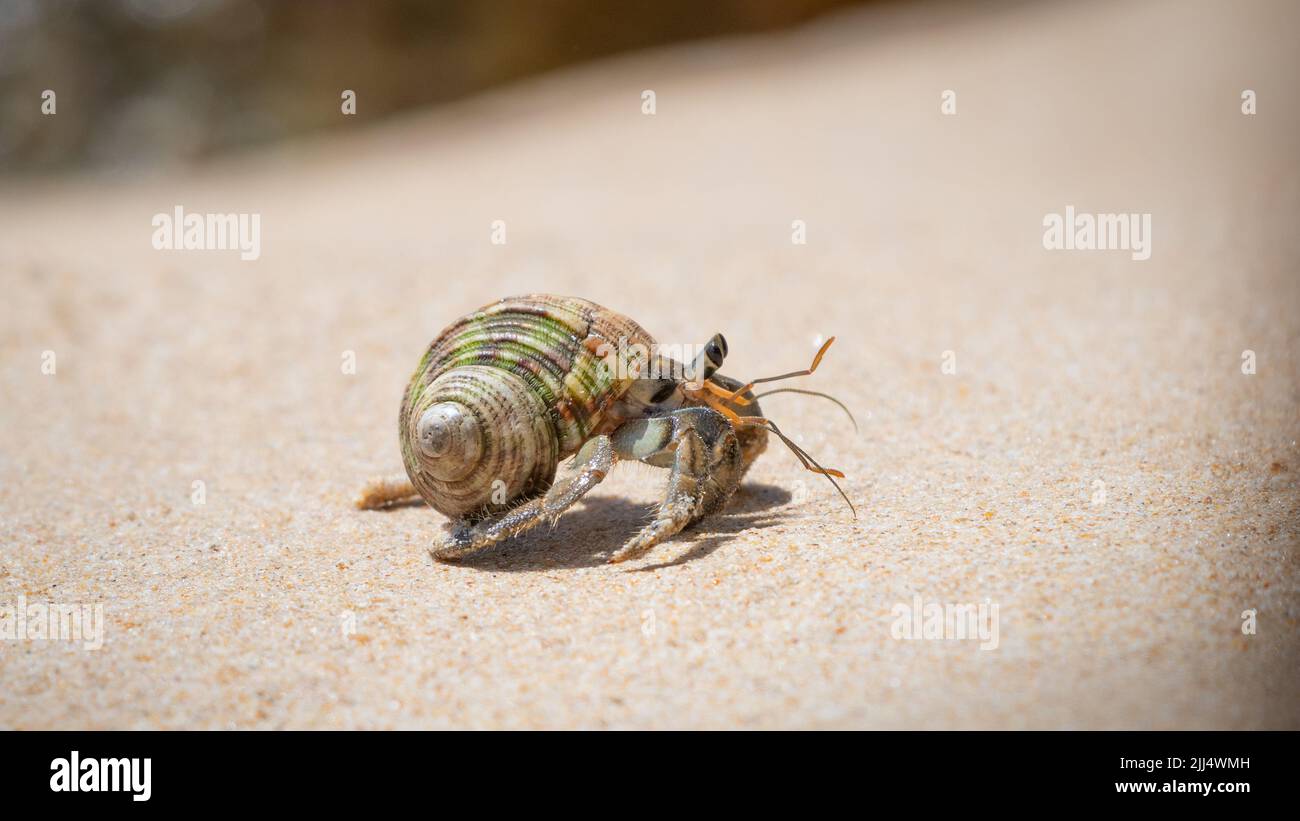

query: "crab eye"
xmin=704 ymin=333 xmax=727 ymax=368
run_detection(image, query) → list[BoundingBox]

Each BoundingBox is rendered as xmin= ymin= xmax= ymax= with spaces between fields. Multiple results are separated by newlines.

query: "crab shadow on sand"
xmin=434 ymin=482 xmax=793 ymax=572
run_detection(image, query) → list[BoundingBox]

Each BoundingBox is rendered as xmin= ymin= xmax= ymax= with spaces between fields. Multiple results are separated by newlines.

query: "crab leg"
xmin=432 ymin=435 xmax=615 ymax=561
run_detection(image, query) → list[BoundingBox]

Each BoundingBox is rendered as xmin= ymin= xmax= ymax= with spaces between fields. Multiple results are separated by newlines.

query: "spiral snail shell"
xmin=399 ymin=294 xmax=656 ymax=519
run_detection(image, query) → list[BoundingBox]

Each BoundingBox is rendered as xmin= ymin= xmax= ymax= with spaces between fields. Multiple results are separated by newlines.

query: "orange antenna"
xmin=719 ymin=336 xmax=836 ymax=406
xmin=734 ymin=415 xmax=856 ymax=518
xmin=750 ymin=388 xmax=857 ymax=432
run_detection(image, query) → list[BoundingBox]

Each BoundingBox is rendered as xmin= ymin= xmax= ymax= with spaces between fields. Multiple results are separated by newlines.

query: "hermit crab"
xmin=357 ymin=294 xmax=853 ymax=563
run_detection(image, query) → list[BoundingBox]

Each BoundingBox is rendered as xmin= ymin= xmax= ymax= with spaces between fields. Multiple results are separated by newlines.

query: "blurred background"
xmin=0 ymin=0 xmax=871 ymax=175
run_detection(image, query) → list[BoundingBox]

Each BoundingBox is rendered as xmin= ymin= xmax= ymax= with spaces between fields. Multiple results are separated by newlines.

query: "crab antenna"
xmin=736 ymin=416 xmax=856 ymax=518
xmin=771 ymin=426 xmax=856 ymax=518
xmin=750 ymin=388 xmax=858 ymax=433
xmin=722 ymin=336 xmax=837 ymax=405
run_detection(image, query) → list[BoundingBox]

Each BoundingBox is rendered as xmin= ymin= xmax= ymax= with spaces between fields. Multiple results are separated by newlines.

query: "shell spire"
xmin=414 ymin=402 xmax=482 ymax=480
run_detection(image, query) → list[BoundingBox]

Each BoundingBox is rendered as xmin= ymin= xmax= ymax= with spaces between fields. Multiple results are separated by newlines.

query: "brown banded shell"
xmin=399 ymin=294 xmax=656 ymax=519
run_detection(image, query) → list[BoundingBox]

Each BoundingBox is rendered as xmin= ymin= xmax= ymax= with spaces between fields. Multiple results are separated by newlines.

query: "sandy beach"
xmin=1 ymin=0 xmax=1297 ymax=729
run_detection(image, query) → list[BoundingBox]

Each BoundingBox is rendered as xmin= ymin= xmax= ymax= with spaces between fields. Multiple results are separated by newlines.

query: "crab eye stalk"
xmin=691 ymin=332 xmax=728 ymax=382
xmin=709 ymin=333 xmax=727 ymax=361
